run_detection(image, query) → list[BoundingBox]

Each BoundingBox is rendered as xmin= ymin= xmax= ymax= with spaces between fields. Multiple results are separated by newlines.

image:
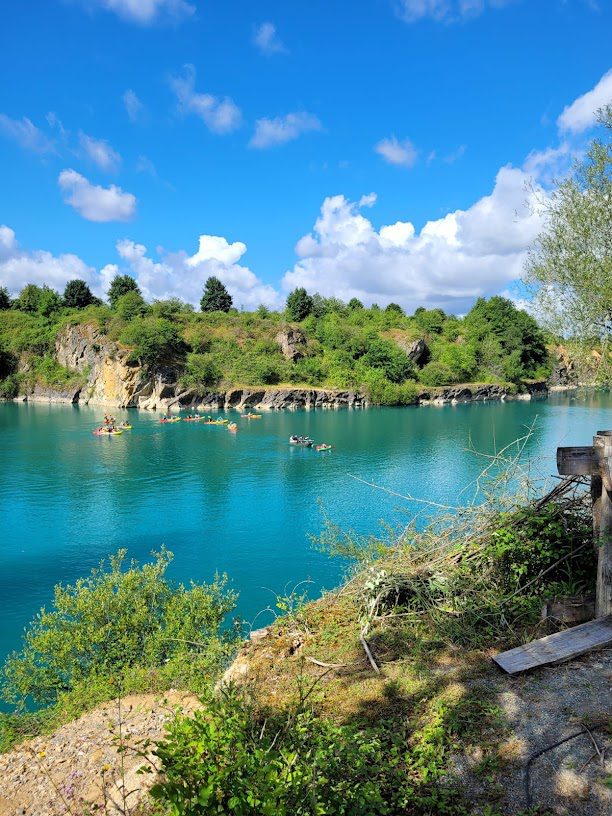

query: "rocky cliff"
xmin=17 ymin=323 xmax=368 ymax=411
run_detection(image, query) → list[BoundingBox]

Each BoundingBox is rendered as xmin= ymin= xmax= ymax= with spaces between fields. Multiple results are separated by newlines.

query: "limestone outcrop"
xmin=275 ymin=327 xmax=307 ymax=361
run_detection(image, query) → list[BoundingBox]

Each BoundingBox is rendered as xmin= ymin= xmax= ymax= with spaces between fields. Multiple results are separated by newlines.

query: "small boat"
xmin=289 ymin=435 xmax=313 ymax=447
xmin=119 ymin=423 xmax=132 ymax=430
xmin=241 ymin=413 xmax=262 ymax=419
xmin=183 ymin=416 xmax=200 ymax=422
xmin=315 ymin=443 xmax=332 ymax=452
xmin=160 ymin=416 xmax=181 ymax=424
xmin=93 ymin=428 xmax=123 ymax=436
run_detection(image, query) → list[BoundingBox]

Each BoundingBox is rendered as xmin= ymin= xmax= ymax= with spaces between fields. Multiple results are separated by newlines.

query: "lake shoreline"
xmin=5 ymin=380 xmax=604 ymax=411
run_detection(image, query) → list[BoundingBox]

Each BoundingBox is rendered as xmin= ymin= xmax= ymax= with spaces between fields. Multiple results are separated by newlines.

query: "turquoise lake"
xmin=1 ymin=392 xmax=611 ymax=674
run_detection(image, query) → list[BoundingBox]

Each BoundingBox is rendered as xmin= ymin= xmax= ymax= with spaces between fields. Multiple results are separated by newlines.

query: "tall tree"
xmin=0 ymin=287 xmax=10 ymax=310
xmin=107 ymin=274 xmax=141 ymax=309
xmin=15 ymin=283 xmax=45 ymax=313
xmin=286 ymin=287 xmax=314 ymax=321
xmin=524 ymin=106 xmax=612 ymax=338
xmin=63 ymin=279 xmax=96 ymax=308
xmin=200 ymin=277 xmax=232 ymax=312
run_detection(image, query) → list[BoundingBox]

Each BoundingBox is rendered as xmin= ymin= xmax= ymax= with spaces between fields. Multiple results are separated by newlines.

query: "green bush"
xmin=120 ymin=317 xmax=185 ymax=368
xmin=107 ymin=274 xmax=141 ymax=309
xmin=419 ymin=361 xmax=454 ymax=387
xmin=286 ymin=287 xmax=313 ymax=321
xmin=1 ymin=549 xmax=237 ymax=709
xmin=182 ymin=353 xmax=222 ymax=388
xmin=151 ymin=689 xmax=418 ymax=816
xmin=115 ymin=290 xmax=147 ymax=322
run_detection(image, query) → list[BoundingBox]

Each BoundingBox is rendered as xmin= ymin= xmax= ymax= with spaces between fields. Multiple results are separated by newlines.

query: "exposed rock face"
xmin=275 ymin=327 xmax=307 ymax=361
xmin=421 ymin=382 xmax=549 ymax=406
xmin=405 ymin=338 xmax=429 ymax=367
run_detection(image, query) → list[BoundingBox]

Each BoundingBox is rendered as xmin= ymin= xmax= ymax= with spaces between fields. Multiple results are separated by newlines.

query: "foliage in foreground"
xmin=0 ymin=549 xmax=237 ymax=711
xmin=150 ymin=684 xmax=476 ymax=816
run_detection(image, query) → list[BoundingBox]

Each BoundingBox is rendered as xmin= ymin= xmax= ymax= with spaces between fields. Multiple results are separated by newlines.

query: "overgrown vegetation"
xmin=0 ymin=270 xmax=556 ymax=405
xmin=0 ymin=549 xmax=237 ymax=751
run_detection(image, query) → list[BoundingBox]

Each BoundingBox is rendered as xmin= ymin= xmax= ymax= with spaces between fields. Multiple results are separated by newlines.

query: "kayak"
xmin=160 ymin=417 xmax=181 ymax=423
xmin=315 ymin=444 xmax=332 ymax=452
xmin=119 ymin=424 xmax=132 ymax=430
xmin=241 ymin=413 xmax=262 ymax=419
xmin=93 ymin=428 xmax=122 ymax=436
xmin=289 ymin=435 xmax=313 ymax=447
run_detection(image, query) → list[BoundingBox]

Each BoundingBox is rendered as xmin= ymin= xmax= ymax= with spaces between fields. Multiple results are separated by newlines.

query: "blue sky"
xmin=0 ymin=0 xmax=610 ymax=312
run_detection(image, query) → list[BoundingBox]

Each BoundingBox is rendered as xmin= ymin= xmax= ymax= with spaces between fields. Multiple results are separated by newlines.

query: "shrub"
xmin=0 ymin=287 xmax=11 ymax=310
xmin=182 ymin=353 xmax=222 ymax=388
xmin=120 ymin=317 xmax=185 ymax=368
xmin=0 ymin=549 xmax=237 ymax=708
xmin=419 ymin=361 xmax=454 ymax=387
xmin=115 ymin=290 xmax=147 ymax=322
xmin=151 ymin=688 xmax=416 ymax=816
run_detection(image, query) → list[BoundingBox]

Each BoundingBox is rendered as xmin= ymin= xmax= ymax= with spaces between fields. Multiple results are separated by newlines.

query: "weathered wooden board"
xmin=556 ymin=446 xmax=599 ymax=476
xmin=493 ymin=615 xmax=612 ymax=674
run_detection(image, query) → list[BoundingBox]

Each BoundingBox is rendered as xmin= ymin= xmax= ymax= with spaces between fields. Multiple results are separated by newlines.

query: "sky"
xmin=0 ymin=0 xmax=611 ymax=313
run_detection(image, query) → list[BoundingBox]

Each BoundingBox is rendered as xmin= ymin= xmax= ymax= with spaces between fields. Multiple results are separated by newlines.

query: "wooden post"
xmin=593 ymin=431 xmax=612 ymax=617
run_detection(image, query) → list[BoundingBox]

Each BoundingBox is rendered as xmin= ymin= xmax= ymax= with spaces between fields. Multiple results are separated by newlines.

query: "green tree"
xmin=38 ymin=287 xmax=62 ymax=318
xmin=120 ymin=317 xmax=185 ymax=368
xmin=464 ymin=296 xmax=548 ymax=378
xmin=0 ymin=549 xmax=236 ymax=708
xmin=200 ymin=277 xmax=233 ymax=313
xmin=525 ymin=106 xmax=612 ymax=338
xmin=63 ymin=279 xmax=96 ymax=309
xmin=14 ymin=284 xmax=45 ymax=313
xmin=286 ymin=287 xmax=314 ymax=321
xmin=347 ymin=297 xmax=363 ymax=310
xmin=0 ymin=287 xmax=11 ymax=310
xmin=385 ymin=302 xmax=404 ymax=315
xmin=107 ymin=274 xmax=141 ymax=309
xmin=115 ymin=290 xmax=147 ymax=321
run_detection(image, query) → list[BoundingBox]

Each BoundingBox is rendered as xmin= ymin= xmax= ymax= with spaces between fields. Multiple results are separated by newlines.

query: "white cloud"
xmin=83 ymin=0 xmax=195 ymax=25
xmin=116 ymin=236 xmax=281 ymax=309
xmin=0 ymin=114 xmax=55 ymax=154
xmin=169 ymin=65 xmax=242 ymax=134
xmin=375 ymin=136 xmax=418 ymax=168
xmin=123 ymin=89 xmax=145 ymax=123
xmin=0 ymin=225 xmax=99 ymax=296
xmin=78 ymin=132 xmax=121 ymax=172
xmin=396 ymin=0 xmax=514 ymax=24
xmin=282 ymin=165 xmax=544 ymax=314
xmin=253 ymin=22 xmax=288 ymax=56
xmin=58 ymin=169 xmax=136 ymax=222
xmin=557 ymin=68 xmax=612 ymax=133
xmin=250 ymin=112 xmax=322 ymax=149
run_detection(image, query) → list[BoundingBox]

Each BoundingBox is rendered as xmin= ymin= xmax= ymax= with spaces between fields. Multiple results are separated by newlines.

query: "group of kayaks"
xmin=289 ymin=435 xmax=333 ymax=452
xmin=93 ymin=413 xmax=333 ymax=451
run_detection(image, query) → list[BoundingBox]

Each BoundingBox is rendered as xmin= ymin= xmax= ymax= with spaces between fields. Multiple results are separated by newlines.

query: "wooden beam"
xmin=556 ymin=446 xmax=598 ymax=476
xmin=593 ymin=432 xmax=612 ymax=616
xmin=493 ymin=615 xmax=612 ymax=674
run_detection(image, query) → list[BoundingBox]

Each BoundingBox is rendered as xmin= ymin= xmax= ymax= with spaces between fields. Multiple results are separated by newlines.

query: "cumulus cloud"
xmin=375 ymin=136 xmax=418 ymax=168
xmin=253 ymin=22 xmax=288 ymax=56
xmin=78 ymin=132 xmax=121 ymax=172
xmin=82 ymin=0 xmax=195 ymax=25
xmin=282 ymin=165 xmax=544 ymax=314
xmin=250 ymin=112 xmax=322 ymax=149
xmin=0 ymin=114 xmax=55 ymax=154
xmin=123 ymin=89 xmax=146 ymax=123
xmin=169 ymin=65 xmax=242 ymax=134
xmin=0 ymin=225 xmax=99 ymax=295
xmin=396 ymin=0 xmax=515 ymax=24
xmin=115 ymin=236 xmax=281 ymax=309
xmin=58 ymin=169 xmax=136 ymax=222
xmin=557 ymin=68 xmax=612 ymax=133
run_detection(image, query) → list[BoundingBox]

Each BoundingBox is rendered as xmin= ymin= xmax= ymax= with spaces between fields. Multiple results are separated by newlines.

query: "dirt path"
xmin=0 ymin=691 xmax=200 ymax=816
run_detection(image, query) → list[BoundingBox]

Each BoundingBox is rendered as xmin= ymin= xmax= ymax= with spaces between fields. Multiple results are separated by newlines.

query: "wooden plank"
xmin=556 ymin=446 xmax=598 ymax=476
xmin=594 ymin=433 xmax=612 ymax=616
xmin=493 ymin=615 xmax=612 ymax=674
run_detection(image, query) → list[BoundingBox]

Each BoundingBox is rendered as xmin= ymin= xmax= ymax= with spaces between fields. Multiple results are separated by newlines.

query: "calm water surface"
xmin=1 ymin=392 xmax=611 ymax=670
